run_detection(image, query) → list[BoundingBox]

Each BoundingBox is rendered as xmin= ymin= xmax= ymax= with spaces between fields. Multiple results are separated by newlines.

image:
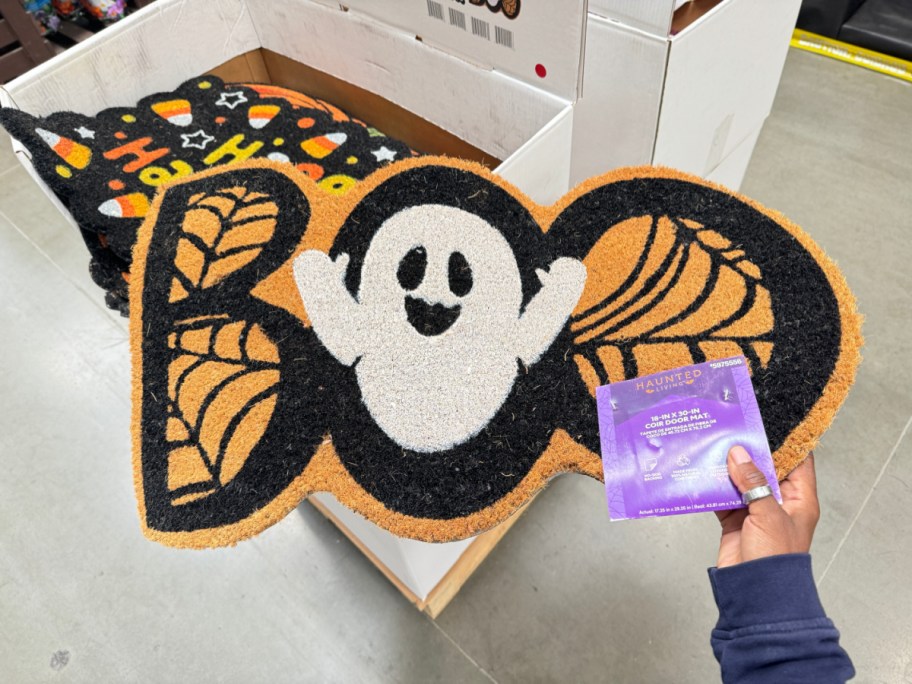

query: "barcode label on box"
xmin=471 ymin=16 xmax=490 ymax=40
xmin=448 ymin=8 xmax=466 ymax=30
xmin=494 ymin=25 xmax=513 ymax=49
xmin=421 ymin=2 xmax=517 ymax=52
xmin=426 ymin=0 xmax=444 ymax=21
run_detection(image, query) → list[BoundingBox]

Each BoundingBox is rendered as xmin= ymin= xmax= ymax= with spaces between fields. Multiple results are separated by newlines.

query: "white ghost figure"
xmin=293 ymin=204 xmax=587 ymax=453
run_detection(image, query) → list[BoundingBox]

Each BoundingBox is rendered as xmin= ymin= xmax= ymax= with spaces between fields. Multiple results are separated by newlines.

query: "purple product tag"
xmin=596 ymin=356 xmax=780 ymax=521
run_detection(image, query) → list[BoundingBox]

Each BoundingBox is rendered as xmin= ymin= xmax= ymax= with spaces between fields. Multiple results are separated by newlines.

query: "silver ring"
xmin=742 ymin=484 xmax=774 ymax=505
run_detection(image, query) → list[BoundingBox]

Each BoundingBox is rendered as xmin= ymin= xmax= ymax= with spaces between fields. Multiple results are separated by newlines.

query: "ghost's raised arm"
xmin=293 ymin=250 xmax=363 ymax=366
xmin=515 ymin=257 xmax=587 ymax=365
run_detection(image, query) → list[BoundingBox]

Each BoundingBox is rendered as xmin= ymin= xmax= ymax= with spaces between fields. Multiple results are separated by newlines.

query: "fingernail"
xmin=730 ymin=446 xmax=751 ymax=464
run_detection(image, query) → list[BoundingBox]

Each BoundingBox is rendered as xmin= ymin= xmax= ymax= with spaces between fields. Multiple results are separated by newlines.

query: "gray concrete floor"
xmin=0 ymin=48 xmax=910 ymax=683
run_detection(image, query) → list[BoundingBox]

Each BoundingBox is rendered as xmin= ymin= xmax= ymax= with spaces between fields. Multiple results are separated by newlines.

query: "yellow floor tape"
xmin=791 ymin=29 xmax=912 ymax=84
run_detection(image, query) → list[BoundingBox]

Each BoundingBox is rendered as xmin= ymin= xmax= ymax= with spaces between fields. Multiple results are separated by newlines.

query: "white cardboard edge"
xmin=570 ymin=15 xmax=668 ymax=184
xmin=572 ymin=0 xmax=794 ymax=183
xmin=2 ymin=0 xmax=166 ymax=93
xmin=6 ymin=140 xmax=80 ymax=231
xmin=587 ymin=0 xmax=716 ymax=37
xmin=654 ymin=0 xmax=800 ymax=174
xmin=668 ymin=0 xmax=731 ymax=39
xmin=246 ymin=0 xmax=569 ymax=161
xmin=705 ymin=125 xmax=763 ymax=191
xmin=311 ymin=492 xmax=475 ymax=600
xmin=588 ymin=0 xmax=677 ymax=36
xmin=495 ymin=105 xmax=574 ymax=206
xmin=2 ymin=0 xmax=261 ymax=115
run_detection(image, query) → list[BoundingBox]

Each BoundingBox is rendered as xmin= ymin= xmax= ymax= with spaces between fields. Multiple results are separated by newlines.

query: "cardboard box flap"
xmin=1 ymin=0 xmax=260 ymax=116
xmin=247 ymin=0 xmax=569 ymax=160
xmin=588 ymin=0 xmax=690 ymax=36
xmin=2 ymin=0 xmax=570 ymax=165
xmin=569 ymin=15 xmax=668 ymax=184
xmin=654 ymin=0 xmax=800 ymax=174
xmin=305 ymin=0 xmax=586 ymax=100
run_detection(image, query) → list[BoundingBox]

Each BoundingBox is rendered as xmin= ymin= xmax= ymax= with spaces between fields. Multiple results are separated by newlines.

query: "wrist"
xmin=708 ymin=553 xmax=826 ymax=631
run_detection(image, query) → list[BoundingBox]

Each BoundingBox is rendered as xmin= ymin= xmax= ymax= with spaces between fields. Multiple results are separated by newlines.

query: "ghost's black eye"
xmin=448 ymin=252 xmax=473 ymax=297
xmin=397 ymin=246 xmax=427 ymax=291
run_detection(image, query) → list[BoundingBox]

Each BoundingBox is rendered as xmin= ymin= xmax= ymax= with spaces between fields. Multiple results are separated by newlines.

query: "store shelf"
xmin=1 ymin=0 xmax=156 ymax=84
xmin=0 ymin=0 xmax=56 ymax=83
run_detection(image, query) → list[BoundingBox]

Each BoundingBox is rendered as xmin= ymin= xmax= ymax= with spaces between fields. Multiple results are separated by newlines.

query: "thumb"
xmin=727 ymin=446 xmax=779 ymax=514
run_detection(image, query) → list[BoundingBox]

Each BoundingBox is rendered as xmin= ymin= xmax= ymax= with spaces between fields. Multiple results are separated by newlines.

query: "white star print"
xmin=371 ymin=146 xmax=397 ymax=163
xmin=181 ymin=129 xmax=215 ymax=150
xmin=215 ymin=91 xmax=248 ymax=109
xmin=74 ymin=126 xmax=95 ymax=140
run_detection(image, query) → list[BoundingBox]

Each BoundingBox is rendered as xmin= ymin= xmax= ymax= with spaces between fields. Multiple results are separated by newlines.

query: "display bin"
xmin=0 ymin=0 xmax=588 ymax=616
xmin=572 ymin=0 xmax=801 ymax=190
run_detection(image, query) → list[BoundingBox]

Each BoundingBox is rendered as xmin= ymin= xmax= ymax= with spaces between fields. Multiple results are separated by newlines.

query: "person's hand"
xmin=715 ymin=446 xmax=820 ymax=568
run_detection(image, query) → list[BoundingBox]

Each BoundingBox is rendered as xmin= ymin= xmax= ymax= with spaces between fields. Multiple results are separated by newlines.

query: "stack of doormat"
xmin=130 ymin=158 xmax=862 ymax=548
xmin=0 ymin=75 xmax=415 ymax=314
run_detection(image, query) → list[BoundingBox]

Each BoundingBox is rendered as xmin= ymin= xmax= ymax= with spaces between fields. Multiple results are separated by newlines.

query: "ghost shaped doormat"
xmin=131 ymin=158 xmax=861 ymax=548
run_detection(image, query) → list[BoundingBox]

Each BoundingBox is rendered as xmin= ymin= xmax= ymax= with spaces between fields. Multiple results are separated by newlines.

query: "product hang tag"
xmin=596 ymin=356 xmax=780 ymax=521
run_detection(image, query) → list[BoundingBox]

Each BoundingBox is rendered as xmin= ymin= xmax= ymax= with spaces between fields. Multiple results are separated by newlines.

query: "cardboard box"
xmin=0 ymin=0 xmax=588 ymax=210
xmin=588 ymin=0 xmax=692 ymax=37
xmin=312 ymin=492 xmax=475 ymax=609
xmin=705 ymin=126 xmax=762 ymax=190
xmin=310 ymin=0 xmax=586 ymax=101
xmin=571 ymin=0 xmax=801 ymax=188
xmin=0 ymin=0 xmax=587 ymax=611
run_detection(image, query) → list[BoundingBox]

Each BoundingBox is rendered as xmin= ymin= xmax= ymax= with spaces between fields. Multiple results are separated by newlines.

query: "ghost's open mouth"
xmin=405 ymin=296 xmax=461 ymax=336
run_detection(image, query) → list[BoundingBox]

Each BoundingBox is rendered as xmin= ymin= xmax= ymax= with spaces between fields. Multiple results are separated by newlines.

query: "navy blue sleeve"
xmin=708 ymin=553 xmax=854 ymax=683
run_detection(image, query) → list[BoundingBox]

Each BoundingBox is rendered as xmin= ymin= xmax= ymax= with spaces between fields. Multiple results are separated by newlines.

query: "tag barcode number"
xmin=494 ymin=25 xmax=513 ymax=49
xmin=427 ymin=0 xmax=444 ymax=21
xmin=448 ymin=8 xmax=467 ymax=30
xmin=471 ymin=16 xmax=490 ymax=40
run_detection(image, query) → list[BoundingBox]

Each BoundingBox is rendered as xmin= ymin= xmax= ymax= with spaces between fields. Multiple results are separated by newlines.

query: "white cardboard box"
xmin=0 ymin=0 xmax=586 ymax=607
xmin=706 ymin=126 xmax=762 ymax=189
xmin=0 ymin=0 xmax=587 ymax=207
xmin=588 ymin=0 xmax=691 ymax=37
xmin=311 ymin=0 xmax=587 ymax=101
xmin=571 ymin=0 xmax=801 ymax=188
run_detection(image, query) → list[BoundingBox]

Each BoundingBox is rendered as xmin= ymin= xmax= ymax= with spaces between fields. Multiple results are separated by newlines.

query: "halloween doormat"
xmin=131 ymin=158 xmax=862 ymax=548
xmin=0 ymin=75 xmax=415 ymax=314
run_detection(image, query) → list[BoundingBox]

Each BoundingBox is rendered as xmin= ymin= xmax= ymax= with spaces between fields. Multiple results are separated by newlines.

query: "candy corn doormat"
xmin=0 ymin=76 xmax=414 ymax=314
xmin=131 ymin=158 xmax=861 ymax=548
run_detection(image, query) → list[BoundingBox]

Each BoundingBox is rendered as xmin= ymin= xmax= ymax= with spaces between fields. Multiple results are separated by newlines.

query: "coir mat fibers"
xmin=130 ymin=158 xmax=862 ymax=548
xmin=0 ymin=76 xmax=415 ymax=314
